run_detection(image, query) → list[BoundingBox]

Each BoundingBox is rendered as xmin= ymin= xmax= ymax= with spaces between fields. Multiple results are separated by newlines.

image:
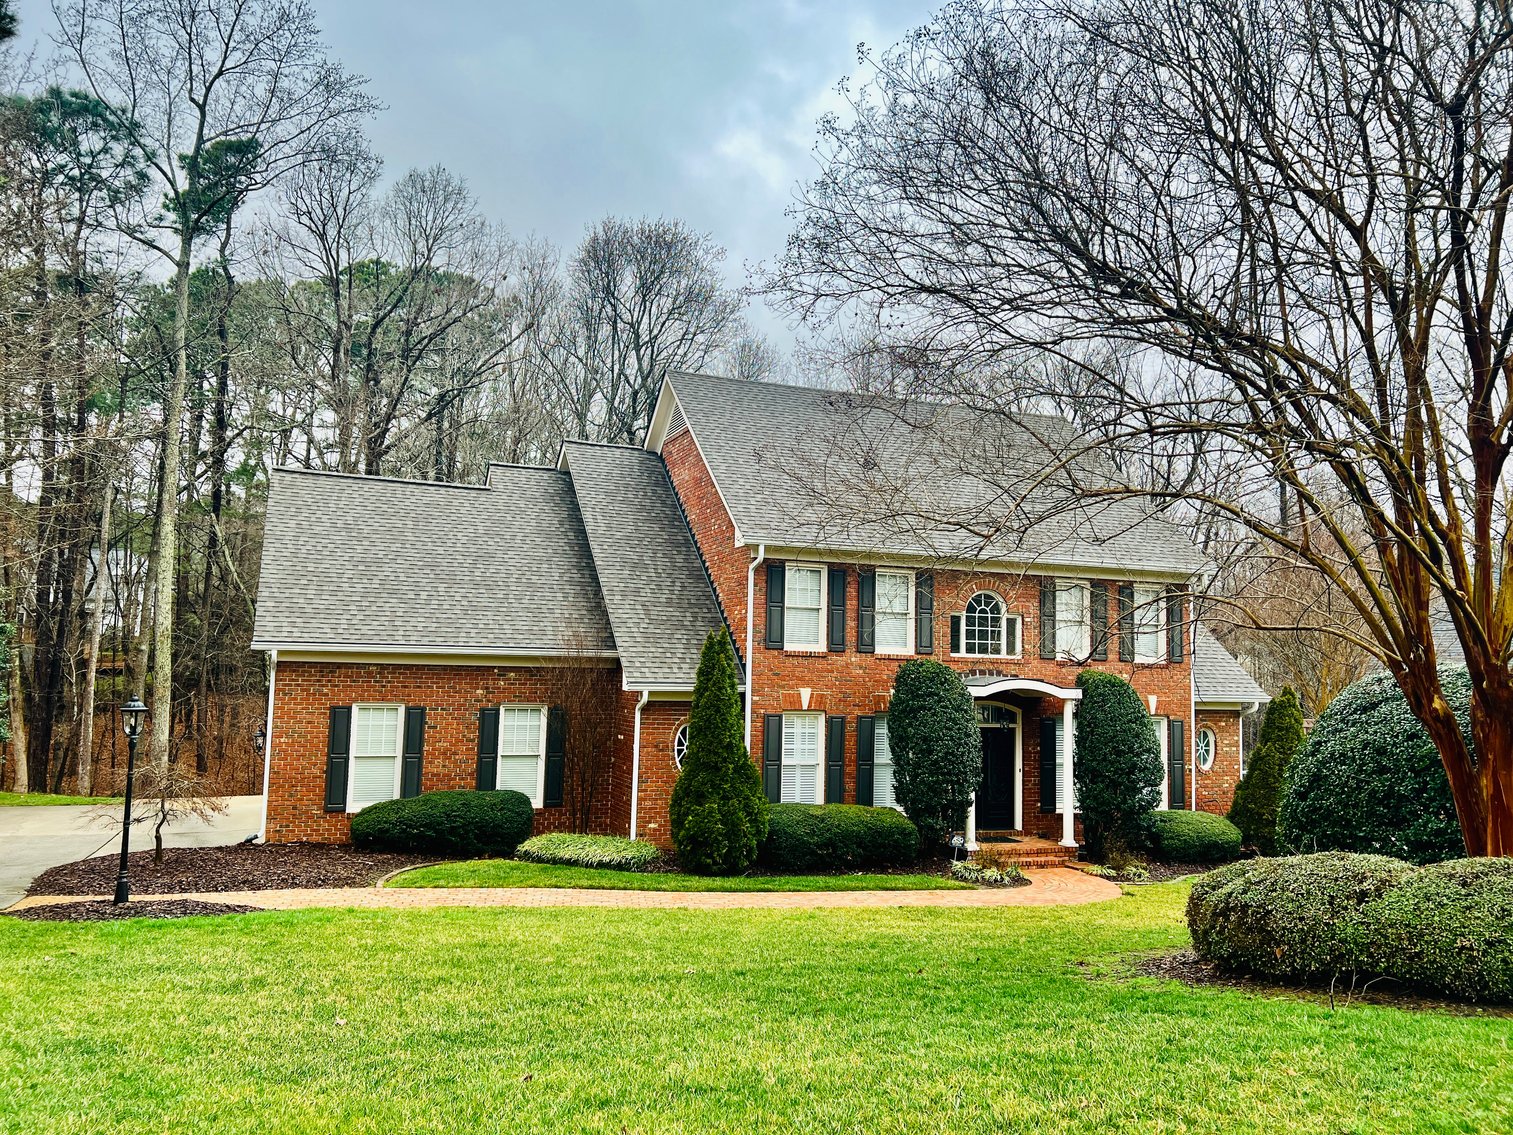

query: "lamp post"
xmin=113 ymin=697 xmax=149 ymax=904
xmin=254 ymin=725 xmax=266 ymax=760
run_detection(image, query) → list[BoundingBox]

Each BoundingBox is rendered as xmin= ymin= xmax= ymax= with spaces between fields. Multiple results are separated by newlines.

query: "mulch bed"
xmin=27 ymin=843 xmax=435 ymax=896
xmin=1131 ymin=948 xmax=1513 ymax=1017
xmin=7 ymin=899 xmax=263 ymax=922
xmin=1096 ymin=861 xmax=1216 ymax=884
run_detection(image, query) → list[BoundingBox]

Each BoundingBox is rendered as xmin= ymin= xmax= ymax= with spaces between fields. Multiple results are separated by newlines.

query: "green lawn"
xmin=0 ymin=790 xmax=120 ymax=807
xmin=390 ymin=858 xmax=969 ymax=891
xmin=2 ymin=885 xmax=1509 ymax=1134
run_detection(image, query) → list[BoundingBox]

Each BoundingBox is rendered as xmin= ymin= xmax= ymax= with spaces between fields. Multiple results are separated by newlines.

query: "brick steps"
xmin=971 ymin=837 xmax=1078 ymax=869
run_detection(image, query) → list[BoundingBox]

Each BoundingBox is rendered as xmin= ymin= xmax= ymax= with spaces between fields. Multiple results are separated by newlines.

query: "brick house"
xmin=252 ymin=371 xmax=1268 ymax=852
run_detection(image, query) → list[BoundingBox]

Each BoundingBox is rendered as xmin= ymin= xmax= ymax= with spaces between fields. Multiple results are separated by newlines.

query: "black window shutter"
xmin=826 ymin=715 xmax=846 ymax=803
xmin=762 ymin=714 xmax=783 ymax=803
xmin=1090 ymin=584 xmax=1109 ymax=662
xmin=544 ymin=706 xmax=566 ymax=807
xmin=950 ymin=614 xmax=963 ymax=654
xmin=401 ymin=707 xmax=426 ymax=798
xmin=827 ymin=567 xmax=847 ymax=652
xmin=1168 ymin=719 xmax=1186 ymax=810
xmin=476 ymin=707 xmax=500 ymax=790
xmin=915 ymin=573 xmax=934 ymax=653
xmin=1118 ymin=583 xmax=1136 ymax=662
xmin=1167 ymin=587 xmax=1185 ymax=662
xmin=1039 ymin=577 xmax=1057 ymax=659
xmin=855 ymin=716 xmax=875 ymax=806
xmin=324 ymin=706 xmax=352 ymax=812
xmin=857 ymin=569 xmax=876 ymax=652
xmin=1039 ymin=715 xmax=1058 ymax=813
xmin=765 ymin=562 xmax=785 ymax=649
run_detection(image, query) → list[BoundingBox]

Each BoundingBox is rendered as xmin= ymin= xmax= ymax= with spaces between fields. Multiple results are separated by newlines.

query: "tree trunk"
xmin=6 ymin=656 xmax=26 ymax=794
xmin=76 ymin=480 xmax=112 ymax=798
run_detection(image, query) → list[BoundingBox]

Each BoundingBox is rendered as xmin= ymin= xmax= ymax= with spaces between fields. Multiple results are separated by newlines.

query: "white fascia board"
xmin=750 ymin=544 xmax=1196 ymax=585
xmin=264 ymin=646 xmax=619 ymax=667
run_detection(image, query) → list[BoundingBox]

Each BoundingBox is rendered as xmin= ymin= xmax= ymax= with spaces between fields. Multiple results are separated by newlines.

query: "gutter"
xmin=257 ymin=649 xmax=277 ymax=842
xmin=744 ymin=543 xmax=766 ymax=754
xmin=629 ymin=689 xmax=650 ymax=840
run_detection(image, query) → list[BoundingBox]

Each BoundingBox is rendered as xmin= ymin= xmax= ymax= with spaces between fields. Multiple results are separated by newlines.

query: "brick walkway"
xmin=11 ymin=867 xmax=1119 ymax=913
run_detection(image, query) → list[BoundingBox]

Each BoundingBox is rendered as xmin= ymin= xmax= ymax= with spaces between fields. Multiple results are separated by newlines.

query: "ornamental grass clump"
xmin=516 ymin=833 xmax=661 ymax=872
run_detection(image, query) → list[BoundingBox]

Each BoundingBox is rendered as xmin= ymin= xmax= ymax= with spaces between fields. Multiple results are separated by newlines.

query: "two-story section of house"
xmin=251 ymin=371 xmax=1268 ymax=853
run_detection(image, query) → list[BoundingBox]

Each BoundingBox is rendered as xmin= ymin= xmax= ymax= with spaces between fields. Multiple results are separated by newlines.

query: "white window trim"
xmin=346 ymin=703 xmax=405 ymax=814
xmin=1153 ymin=715 xmax=1171 ymax=809
xmin=874 ymin=715 xmax=901 ymax=811
xmin=783 ymin=562 xmax=827 ymax=653
xmin=1132 ymin=583 xmax=1168 ymax=664
xmin=1196 ymin=725 xmax=1217 ymax=772
xmin=952 ymin=591 xmax=1022 ymax=659
xmin=497 ymin=703 xmax=548 ymax=809
xmin=673 ymin=722 xmax=690 ymax=770
xmin=781 ymin=711 xmax=825 ymax=804
xmin=874 ymin=568 xmax=915 ymax=656
xmin=1055 ymin=580 xmax=1092 ymax=660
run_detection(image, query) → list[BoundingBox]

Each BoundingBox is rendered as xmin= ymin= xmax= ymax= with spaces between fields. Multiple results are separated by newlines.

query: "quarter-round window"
xmin=1196 ymin=726 xmax=1217 ymax=772
xmin=673 ymin=723 xmax=690 ymax=769
xmin=963 ymin=592 xmax=1007 ymax=656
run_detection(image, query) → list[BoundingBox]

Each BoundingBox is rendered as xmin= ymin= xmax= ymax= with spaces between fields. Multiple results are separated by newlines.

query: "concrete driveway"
xmin=0 ymin=795 xmax=263 ymax=909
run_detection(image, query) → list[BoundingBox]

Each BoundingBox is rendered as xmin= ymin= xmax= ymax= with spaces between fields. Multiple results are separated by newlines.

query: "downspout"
xmin=744 ymin=543 xmax=766 ymax=754
xmin=629 ymin=689 xmax=650 ymax=840
xmin=257 ymin=649 xmax=277 ymax=842
xmin=1189 ymin=644 xmax=1199 ymax=810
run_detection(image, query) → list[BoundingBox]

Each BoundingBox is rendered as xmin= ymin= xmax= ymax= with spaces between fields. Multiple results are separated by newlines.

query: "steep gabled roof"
xmin=1193 ymin=625 xmax=1271 ymax=706
xmin=652 ymin=371 xmax=1206 ymax=578
xmin=559 ymin=441 xmax=730 ymax=691
xmin=251 ymin=466 xmax=614 ymax=655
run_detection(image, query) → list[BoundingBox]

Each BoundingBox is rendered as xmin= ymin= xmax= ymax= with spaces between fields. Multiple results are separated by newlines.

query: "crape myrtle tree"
xmin=1228 ymin=687 xmax=1305 ymax=854
xmin=887 ymin=659 xmax=981 ymax=847
xmin=770 ymin=0 xmax=1513 ymax=855
xmin=670 ymin=628 xmax=769 ymax=874
xmin=1072 ymin=670 xmax=1163 ymax=862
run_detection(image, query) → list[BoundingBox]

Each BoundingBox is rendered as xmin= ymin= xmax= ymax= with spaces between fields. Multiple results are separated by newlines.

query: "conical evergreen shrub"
xmin=1072 ymin=669 xmax=1164 ymax=862
xmin=1228 ymin=687 xmax=1304 ymax=855
xmin=888 ymin=659 xmax=981 ymax=847
xmin=669 ymin=628 xmax=769 ymax=874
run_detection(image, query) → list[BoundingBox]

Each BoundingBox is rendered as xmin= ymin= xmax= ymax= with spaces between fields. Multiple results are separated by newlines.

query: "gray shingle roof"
xmin=560 ymin=441 xmax=729 ymax=690
xmin=664 ymin=371 xmax=1206 ymax=577
xmin=251 ymin=467 xmax=614 ymax=655
xmin=1193 ymin=624 xmax=1271 ymax=705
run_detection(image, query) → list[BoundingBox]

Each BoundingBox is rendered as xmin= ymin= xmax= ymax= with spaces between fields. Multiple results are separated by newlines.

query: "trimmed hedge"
xmin=516 ymin=833 xmax=661 ymax=872
xmin=1072 ymin=669 xmax=1163 ymax=862
xmin=1148 ymin=810 xmax=1242 ymax=863
xmin=350 ymin=789 xmax=533 ymax=857
xmin=1188 ymin=852 xmax=1513 ymax=1001
xmin=759 ymin=804 xmax=919 ymax=872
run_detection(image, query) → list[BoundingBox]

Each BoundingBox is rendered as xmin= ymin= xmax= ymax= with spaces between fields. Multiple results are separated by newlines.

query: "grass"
xmin=2 ymin=885 xmax=1509 ymax=1134
xmin=389 ymin=858 xmax=968 ymax=892
xmin=0 ymin=790 xmax=120 ymax=807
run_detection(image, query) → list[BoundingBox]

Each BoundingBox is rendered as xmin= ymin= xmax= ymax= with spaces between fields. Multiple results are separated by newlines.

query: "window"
xmin=874 ymin=716 xmax=899 ymax=810
xmin=781 ymin=713 xmax=822 ymax=804
xmin=784 ymin=564 xmax=824 ymax=650
xmin=673 ymin=723 xmax=689 ymax=769
xmin=1055 ymin=581 xmax=1090 ymax=658
xmin=961 ymin=592 xmax=1019 ymax=657
xmin=497 ymin=706 xmax=546 ymax=806
xmin=348 ymin=705 xmax=403 ymax=812
xmin=1050 ymin=717 xmax=1078 ymax=812
xmin=875 ymin=569 xmax=913 ymax=653
xmin=1133 ymin=583 xmax=1167 ymax=662
xmin=1153 ymin=715 xmax=1171 ymax=808
xmin=1196 ymin=726 xmax=1216 ymax=772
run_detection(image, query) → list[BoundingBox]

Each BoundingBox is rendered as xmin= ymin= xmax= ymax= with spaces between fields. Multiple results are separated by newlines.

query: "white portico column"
xmin=1060 ymin=699 xmax=1077 ymax=848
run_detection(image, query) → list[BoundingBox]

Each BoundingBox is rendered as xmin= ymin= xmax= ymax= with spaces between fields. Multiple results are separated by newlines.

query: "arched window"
xmin=963 ymin=592 xmax=1008 ymax=656
xmin=1195 ymin=726 xmax=1217 ymax=772
xmin=673 ymin=723 xmax=690 ymax=769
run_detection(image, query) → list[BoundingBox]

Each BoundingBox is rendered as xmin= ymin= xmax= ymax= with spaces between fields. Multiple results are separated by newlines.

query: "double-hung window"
xmin=497 ymin=705 xmax=546 ymax=806
xmin=874 ymin=715 xmax=899 ymax=810
xmin=875 ymin=569 xmax=913 ymax=653
xmin=1132 ymin=583 xmax=1167 ymax=662
xmin=784 ymin=565 xmax=825 ymax=650
xmin=348 ymin=704 xmax=403 ymax=812
xmin=1054 ymin=581 xmax=1090 ymax=659
xmin=781 ymin=713 xmax=822 ymax=804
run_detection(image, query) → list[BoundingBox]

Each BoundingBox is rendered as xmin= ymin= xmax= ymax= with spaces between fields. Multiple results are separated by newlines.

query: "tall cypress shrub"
xmin=888 ymin=659 xmax=981 ymax=847
xmin=1072 ymin=669 xmax=1164 ymax=862
xmin=670 ymin=629 xmax=769 ymax=874
xmin=1227 ymin=687 xmax=1304 ymax=855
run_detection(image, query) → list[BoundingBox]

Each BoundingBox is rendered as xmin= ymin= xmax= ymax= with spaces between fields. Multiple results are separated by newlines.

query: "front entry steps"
xmin=970 ymin=834 xmax=1078 ymax=869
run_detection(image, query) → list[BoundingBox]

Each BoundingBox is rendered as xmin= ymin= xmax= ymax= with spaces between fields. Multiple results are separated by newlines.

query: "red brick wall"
xmin=629 ymin=700 xmax=691 ymax=848
xmin=1194 ymin=709 xmax=1245 ymax=815
xmin=662 ymin=429 xmax=751 ymax=649
xmin=266 ymin=660 xmax=634 ymax=844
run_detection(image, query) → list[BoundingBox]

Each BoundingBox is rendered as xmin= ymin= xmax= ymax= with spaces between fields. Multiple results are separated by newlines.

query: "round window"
xmin=1196 ymin=726 xmax=1217 ymax=772
xmin=673 ymin=723 xmax=690 ymax=769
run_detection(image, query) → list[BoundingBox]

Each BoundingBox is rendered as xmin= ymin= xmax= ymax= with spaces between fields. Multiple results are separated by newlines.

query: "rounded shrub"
xmin=516 ymin=833 xmax=661 ymax=872
xmin=1277 ymin=669 xmax=1467 ymax=863
xmin=887 ymin=659 xmax=981 ymax=847
xmin=1187 ymin=852 xmax=1415 ymax=983
xmin=350 ymin=789 xmax=533 ymax=857
xmin=759 ymin=804 xmax=919 ymax=872
xmin=1148 ymin=810 xmax=1242 ymax=863
xmin=1227 ymin=687 xmax=1304 ymax=855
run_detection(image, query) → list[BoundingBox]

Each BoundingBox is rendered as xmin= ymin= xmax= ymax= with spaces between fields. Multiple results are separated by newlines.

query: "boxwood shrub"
xmin=759 ymin=804 xmax=919 ymax=872
xmin=516 ymin=833 xmax=661 ymax=872
xmin=350 ymin=789 xmax=533 ymax=857
xmin=1148 ymin=810 xmax=1242 ymax=863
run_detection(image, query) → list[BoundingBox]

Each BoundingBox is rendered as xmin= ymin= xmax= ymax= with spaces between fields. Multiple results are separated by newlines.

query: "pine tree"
xmin=669 ymin=629 xmax=769 ymax=874
xmin=1072 ymin=669 xmax=1164 ymax=862
xmin=888 ymin=659 xmax=981 ymax=847
xmin=1228 ymin=687 xmax=1305 ymax=855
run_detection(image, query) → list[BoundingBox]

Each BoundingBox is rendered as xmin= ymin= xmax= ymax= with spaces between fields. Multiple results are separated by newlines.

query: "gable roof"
xmin=559 ymin=441 xmax=731 ymax=691
xmin=654 ymin=370 xmax=1206 ymax=578
xmin=1193 ymin=625 xmax=1271 ymax=706
xmin=251 ymin=466 xmax=614 ymax=656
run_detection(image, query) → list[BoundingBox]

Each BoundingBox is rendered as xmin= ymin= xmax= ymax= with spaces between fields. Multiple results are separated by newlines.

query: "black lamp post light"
xmin=113 ymin=697 xmax=150 ymax=905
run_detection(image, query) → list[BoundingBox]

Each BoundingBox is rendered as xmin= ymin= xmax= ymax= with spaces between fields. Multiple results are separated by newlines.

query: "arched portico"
xmin=964 ymin=676 xmax=1082 ymax=850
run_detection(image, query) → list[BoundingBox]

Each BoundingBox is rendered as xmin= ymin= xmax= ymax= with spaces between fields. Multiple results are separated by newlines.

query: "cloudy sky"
xmin=10 ymin=0 xmax=936 ymax=346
